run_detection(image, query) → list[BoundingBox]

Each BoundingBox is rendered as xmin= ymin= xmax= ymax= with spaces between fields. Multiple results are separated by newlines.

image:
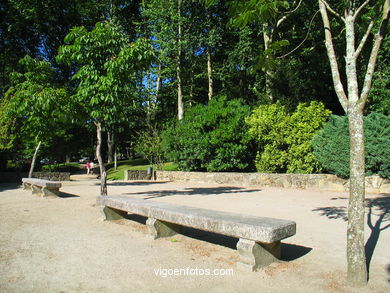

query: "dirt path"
xmin=0 ymin=180 xmax=389 ymax=292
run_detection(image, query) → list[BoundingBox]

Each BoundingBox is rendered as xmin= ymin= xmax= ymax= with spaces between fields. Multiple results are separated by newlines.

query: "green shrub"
xmin=162 ymin=96 xmax=255 ymax=172
xmin=41 ymin=162 xmax=81 ymax=173
xmin=312 ymin=112 xmax=390 ymax=179
xmin=246 ymin=101 xmax=331 ymax=173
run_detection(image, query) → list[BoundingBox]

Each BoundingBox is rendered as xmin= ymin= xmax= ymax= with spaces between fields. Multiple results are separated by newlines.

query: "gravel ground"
xmin=0 ymin=179 xmax=389 ymax=293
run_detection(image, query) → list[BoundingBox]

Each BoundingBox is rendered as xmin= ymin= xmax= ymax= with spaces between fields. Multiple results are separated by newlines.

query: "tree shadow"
xmin=312 ymin=194 xmax=390 ymax=275
xmin=387 ymin=264 xmax=390 ymax=283
xmin=365 ymin=196 xmax=390 ymax=273
xmin=107 ymin=181 xmax=169 ymax=186
xmin=125 ymin=187 xmax=262 ymax=198
xmin=312 ymin=206 xmax=348 ymax=221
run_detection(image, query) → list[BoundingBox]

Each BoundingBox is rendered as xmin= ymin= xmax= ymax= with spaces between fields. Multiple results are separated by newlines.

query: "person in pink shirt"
xmin=86 ymin=161 xmax=91 ymax=175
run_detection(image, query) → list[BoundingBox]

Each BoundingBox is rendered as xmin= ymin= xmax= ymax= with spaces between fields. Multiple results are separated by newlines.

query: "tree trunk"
xmin=262 ymin=22 xmax=274 ymax=101
xmin=28 ymin=140 xmax=41 ymax=178
xmin=177 ymin=0 xmax=184 ymax=120
xmin=347 ymin=106 xmax=367 ymax=285
xmin=107 ymin=130 xmax=114 ymax=164
xmin=95 ymin=122 xmax=107 ymax=196
xmin=114 ymin=149 xmax=117 ymax=170
xmin=207 ymin=46 xmax=213 ymax=100
xmin=65 ymin=155 xmax=71 ymax=163
xmin=317 ymin=0 xmax=390 ymax=285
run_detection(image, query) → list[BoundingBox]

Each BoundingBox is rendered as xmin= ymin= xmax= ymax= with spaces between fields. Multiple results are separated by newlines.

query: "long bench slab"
xmin=22 ymin=178 xmax=62 ymax=197
xmin=98 ymin=196 xmax=296 ymax=271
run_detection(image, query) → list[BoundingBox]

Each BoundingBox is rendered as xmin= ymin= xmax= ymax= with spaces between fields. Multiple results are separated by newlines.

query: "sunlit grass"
xmin=106 ymin=159 xmax=178 ymax=180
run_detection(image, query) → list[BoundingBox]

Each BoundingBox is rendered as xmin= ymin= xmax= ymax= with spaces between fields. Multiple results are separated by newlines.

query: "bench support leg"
xmin=42 ymin=187 xmax=60 ymax=197
xmin=22 ymin=183 xmax=31 ymax=190
xmin=146 ymin=217 xmax=180 ymax=239
xmin=237 ymin=238 xmax=281 ymax=271
xmin=31 ymin=185 xmax=42 ymax=197
xmin=101 ymin=206 xmax=128 ymax=221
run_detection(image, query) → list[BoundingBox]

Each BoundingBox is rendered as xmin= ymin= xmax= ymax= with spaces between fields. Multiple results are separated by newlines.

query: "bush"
xmin=312 ymin=112 xmax=390 ymax=179
xmin=41 ymin=162 xmax=81 ymax=173
xmin=162 ymin=97 xmax=255 ymax=172
xmin=246 ymin=101 xmax=331 ymax=173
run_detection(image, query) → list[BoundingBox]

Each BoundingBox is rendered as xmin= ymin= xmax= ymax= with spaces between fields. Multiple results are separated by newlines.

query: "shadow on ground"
xmin=124 ymin=214 xmax=311 ymax=262
xmin=0 ymin=183 xmax=21 ymax=192
xmin=57 ymin=191 xmax=80 ymax=198
xmin=312 ymin=194 xmax=390 ymax=274
xmin=125 ymin=187 xmax=262 ymax=198
xmin=387 ymin=264 xmax=390 ymax=283
xmin=105 ymin=181 xmax=170 ymax=187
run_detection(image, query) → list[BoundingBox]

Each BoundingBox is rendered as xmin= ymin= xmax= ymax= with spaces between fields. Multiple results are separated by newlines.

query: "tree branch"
xmin=284 ymin=0 xmax=303 ymax=15
xmin=359 ymin=0 xmax=390 ymax=110
xmin=319 ymin=0 xmax=348 ymax=111
xmin=354 ymin=21 xmax=374 ymax=59
xmin=277 ymin=10 xmax=320 ymax=59
xmin=320 ymin=0 xmax=345 ymax=22
xmin=276 ymin=0 xmax=303 ymax=28
xmin=276 ymin=15 xmax=288 ymax=28
xmin=354 ymin=0 xmax=371 ymax=20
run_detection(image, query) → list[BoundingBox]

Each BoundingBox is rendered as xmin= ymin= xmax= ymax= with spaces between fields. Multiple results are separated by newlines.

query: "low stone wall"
xmin=124 ymin=170 xmax=154 ymax=181
xmin=32 ymin=172 xmax=71 ymax=181
xmin=0 ymin=171 xmax=70 ymax=182
xmin=155 ymin=171 xmax=390 ymax=194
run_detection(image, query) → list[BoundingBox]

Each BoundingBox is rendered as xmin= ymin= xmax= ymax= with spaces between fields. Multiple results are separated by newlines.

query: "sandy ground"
xmin=0 ymin=178 xmax=389 ymax=293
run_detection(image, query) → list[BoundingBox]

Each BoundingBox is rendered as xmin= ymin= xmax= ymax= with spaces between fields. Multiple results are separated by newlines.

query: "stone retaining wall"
xmin=124 ymin=170 xmax=154 ymax=181
xmin=32 ymin=172 xmax=70 ymax=181
xmin=0 ymin=171 xmax=70 ymax=182
xmin=154 ymin=171 xmax=390 ymax=194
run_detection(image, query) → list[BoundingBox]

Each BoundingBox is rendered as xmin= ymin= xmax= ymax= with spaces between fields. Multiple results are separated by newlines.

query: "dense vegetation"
xmin=0 ymin=0 xmax=388 ymax=179
xmin=312 ymin=113 xmax=390 ymax=179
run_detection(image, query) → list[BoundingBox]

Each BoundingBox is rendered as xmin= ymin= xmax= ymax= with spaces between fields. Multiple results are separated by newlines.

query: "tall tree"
xmin=318 ymin=0 xmax=389 ymax=285
xmin=0 ymin=56 xmax=68 ymax=176
xmin=57 ymin=21 xmax=153 ymax=195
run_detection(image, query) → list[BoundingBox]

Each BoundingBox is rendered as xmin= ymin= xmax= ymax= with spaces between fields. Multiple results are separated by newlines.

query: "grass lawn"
xmin=106 ymin=159 xmax=178 ymax=180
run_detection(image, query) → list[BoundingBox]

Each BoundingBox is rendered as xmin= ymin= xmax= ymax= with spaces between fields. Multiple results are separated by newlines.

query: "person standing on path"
xmin=90 ymin=161 xmax=94 ymax=175
xmin=86 ymin=161 xmax=91 ymax=175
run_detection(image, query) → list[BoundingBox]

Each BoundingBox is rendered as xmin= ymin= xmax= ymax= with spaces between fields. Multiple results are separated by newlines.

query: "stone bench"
xmin=98 ymin=196 xmax=296 ymax=271
xmin=22 ymin=178 xmax=62 ymax=197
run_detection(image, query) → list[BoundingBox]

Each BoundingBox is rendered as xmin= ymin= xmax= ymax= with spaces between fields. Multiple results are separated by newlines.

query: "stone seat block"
xmin=22 ymin=178 xmax=62 ymax=197
xmin=98 ymin=196 xmax=296 ymax=271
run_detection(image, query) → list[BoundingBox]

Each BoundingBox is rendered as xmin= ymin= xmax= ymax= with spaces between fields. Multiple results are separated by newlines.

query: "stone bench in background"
xmin=98 ymin=196 xmax=296 ymax=271
xmin=22 ymin=178 xmax=62 ymax=197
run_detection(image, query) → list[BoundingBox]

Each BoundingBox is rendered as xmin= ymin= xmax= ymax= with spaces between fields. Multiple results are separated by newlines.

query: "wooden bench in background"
xmin=98 ymin=196 xmax=296 ymax=271
xmin=22 ymin=178 xmax=62 ymax=197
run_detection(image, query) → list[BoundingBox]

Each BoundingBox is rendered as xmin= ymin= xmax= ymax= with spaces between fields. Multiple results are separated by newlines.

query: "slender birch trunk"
xmin=207 ymin=46 xmax=213 ymax=100
xmin=319 ymin=0 xmax=389 ymax=285
xmin=107 ymin=130 xmax=114 ymax=164
xmin=28 ymin=140 xmax=41 ymax=178
xmin=262 ymin=22 xmax=274 ymax=101
xmin=177 ymin=0 xmax=184 ymax=120
xmin=95 ymin=122 xmax=107 ymax=196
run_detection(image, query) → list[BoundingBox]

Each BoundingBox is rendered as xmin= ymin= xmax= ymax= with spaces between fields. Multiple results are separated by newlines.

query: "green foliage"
xmin=106 ymin=159 xmax=178 ymax=180
xmin=247 ymin=101 xmax=331 ymax=173
xmin=57 ymin=21 xmax=154 ymax=125
xmin=312 ymin=113 xmax=390 ymax=179
xmin=136 ymin=126 xmax=165 ymax=170
xmin=41 ymin=162 xmax=81 ymax=173
xmin=163 ymin=96 xmax=255 ymax=172
xmin=0 ymin=55 xmax=68 ymax=152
